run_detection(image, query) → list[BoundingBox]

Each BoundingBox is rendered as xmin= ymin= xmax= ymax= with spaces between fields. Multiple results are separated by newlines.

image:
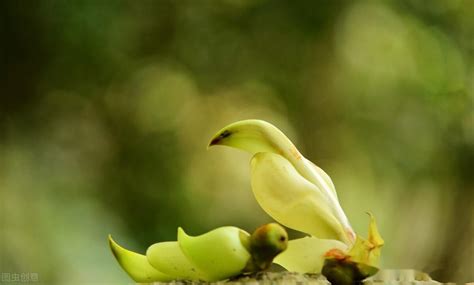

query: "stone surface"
xmin=147 ymin=272 xmax=329 ymax=285
xmin=365 ymin=269 xmax=455 ymax=285
xmin=146 ymin=270 xmax=451 ymax=285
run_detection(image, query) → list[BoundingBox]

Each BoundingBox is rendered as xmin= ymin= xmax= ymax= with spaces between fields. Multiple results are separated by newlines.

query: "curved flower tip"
xmin=367 ymin=212 xmax=384 ymax=248
xmin=208 ymin=119 xmax=286 ymax=154
xmin=348 ymin=213 xmax=384 ymax=268
xmin=108 ymin=235 xmax=173 ymax=283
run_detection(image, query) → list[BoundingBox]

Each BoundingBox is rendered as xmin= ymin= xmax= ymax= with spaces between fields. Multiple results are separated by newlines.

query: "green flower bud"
xmin=247 ymin=223 xmax=288 ymax=271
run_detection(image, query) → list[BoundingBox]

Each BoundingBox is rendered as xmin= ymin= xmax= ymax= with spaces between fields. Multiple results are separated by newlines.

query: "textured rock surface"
xmin=147 ymin=270 xmax=452 ymax=285
xmin=364 ymin=269 xmax=456 ymax=285
xmin=148 ymin=272 xmax=329 ymax=285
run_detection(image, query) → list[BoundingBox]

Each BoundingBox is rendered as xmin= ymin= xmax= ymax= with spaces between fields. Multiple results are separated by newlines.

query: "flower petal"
xmin=146 ymin=241 xmax=207 ymax=280
xmin=250 ymin=152 xmax=350 ymax=244
xmin=178 ymin=226 xmax=251 ymax=281
xmin=274 ymin=237 xmax=348 ymax=273
xmin=108 ymin=235 xmax=174 ymax=282
xmin=305 ymin=158 xmax=338 ymax=200
xmin=348 ymin=213 xmax=384 ymax=267
xmin=367 ymin=212 xmax=384 ymax=248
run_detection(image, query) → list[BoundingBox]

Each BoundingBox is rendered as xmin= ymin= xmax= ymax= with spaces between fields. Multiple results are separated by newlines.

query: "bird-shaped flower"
xmin=209 ymin=119 xmax=384 ymax=279
xmin=109 ymin=223 xmax=288 ymax=282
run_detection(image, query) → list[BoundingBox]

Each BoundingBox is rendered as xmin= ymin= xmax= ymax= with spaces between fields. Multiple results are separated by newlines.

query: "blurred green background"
xmin=2 ymin=0 xmax=473 ymax=284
